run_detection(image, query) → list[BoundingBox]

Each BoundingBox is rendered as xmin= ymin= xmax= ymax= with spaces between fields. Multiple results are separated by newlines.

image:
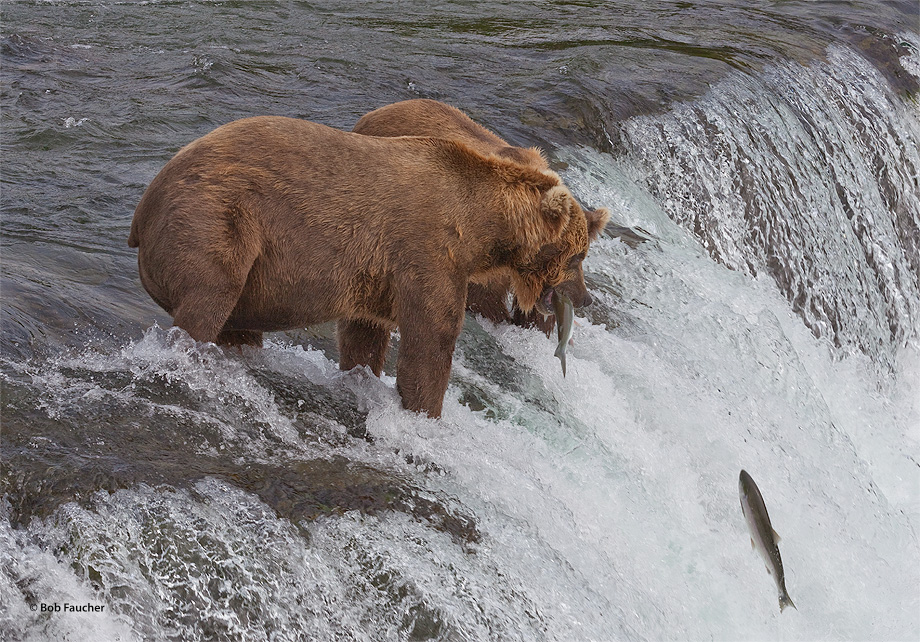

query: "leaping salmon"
xmin=739 ymin=469 xmax=796 ymax=613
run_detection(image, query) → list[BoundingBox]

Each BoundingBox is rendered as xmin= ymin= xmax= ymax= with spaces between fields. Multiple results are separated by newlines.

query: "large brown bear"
xmin=129 ymin=116 xmax=596 ymax=417
xmin=353 ymin=99 xmax=610 ymax=335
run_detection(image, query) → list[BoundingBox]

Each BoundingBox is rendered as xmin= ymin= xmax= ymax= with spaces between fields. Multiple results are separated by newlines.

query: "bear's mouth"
xmin=534 ymin=287 xmax=555 ymax=317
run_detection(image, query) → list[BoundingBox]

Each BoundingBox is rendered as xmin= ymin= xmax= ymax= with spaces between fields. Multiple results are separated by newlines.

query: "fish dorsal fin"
xmin=773 ymin=528 xmax=781 ymax=542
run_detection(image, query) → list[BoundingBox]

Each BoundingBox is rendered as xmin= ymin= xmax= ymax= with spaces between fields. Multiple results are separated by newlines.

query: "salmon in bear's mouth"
xmin=534 ymin=287 xmax=555 ymax=317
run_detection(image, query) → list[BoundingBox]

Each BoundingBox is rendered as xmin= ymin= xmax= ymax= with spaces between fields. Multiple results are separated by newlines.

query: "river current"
xmin=2 ymin=2 xmax=919 ymax=640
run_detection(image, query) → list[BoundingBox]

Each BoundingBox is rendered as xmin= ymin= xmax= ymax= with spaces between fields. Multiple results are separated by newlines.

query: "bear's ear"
xmin=586 ymin=207 xmax=611 ymax=241
xmin=539 ymin=185 xmax=573 ymax=242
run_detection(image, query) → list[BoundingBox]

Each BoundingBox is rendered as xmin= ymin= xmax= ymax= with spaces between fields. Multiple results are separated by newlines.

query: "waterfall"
xmin=616 ymin=42 xmax=920 ymax=367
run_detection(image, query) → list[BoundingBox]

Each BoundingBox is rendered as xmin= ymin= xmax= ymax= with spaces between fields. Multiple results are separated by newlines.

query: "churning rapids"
xmin=1 ymin=2 xmax=918 ymax=640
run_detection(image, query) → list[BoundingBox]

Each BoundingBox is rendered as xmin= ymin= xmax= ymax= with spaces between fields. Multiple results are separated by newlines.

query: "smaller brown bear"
xmin=129 ymin=116 xmax=596 ymax=418
xmin=353 ymin=99 xmax=610 ymax=335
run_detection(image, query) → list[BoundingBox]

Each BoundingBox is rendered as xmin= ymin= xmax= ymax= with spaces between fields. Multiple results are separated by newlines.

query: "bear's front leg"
xmin=466 ymin=282 xmax=513 ymax=325
xmin=337 ymin=319 xmax=391 ymax=376
xmin=395 ymin=280 xmax=467 ymax=418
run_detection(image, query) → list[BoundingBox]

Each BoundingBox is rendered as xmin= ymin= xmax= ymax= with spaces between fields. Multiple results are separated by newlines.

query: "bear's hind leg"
xmin=172 ymin=286 xmax=247 ymax=344
xmin=338 ymin=319 xmax=391 ymax=376
xmin=170 ymin=203 xmax=262 ymax=345
xmin=217 ymin=328 xmax=263 ymax=348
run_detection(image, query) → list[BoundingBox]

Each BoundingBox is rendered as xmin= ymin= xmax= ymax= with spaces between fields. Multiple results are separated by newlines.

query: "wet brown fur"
xmin=353 ymin=99 xmax=609 ymax=335
xmin=129 ymin=116 xmax=588 ymax=417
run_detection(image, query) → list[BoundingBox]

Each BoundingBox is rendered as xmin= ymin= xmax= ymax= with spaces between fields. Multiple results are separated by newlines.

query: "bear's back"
xmin=354 ymin=99 xmax=546 ymax=171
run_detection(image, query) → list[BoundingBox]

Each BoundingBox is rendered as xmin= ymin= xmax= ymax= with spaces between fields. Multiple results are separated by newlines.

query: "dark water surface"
xmin=2 ymin=1 xmax=917 ymax=352
xmin=2 ymin=2 xmax=919 ymax=641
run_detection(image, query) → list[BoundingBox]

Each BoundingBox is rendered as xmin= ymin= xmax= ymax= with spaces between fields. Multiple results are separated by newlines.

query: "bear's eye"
xmin=567 ymin=252 xmax=586 ymax=269
xmin=532 ymin=244 xmax=561 ymax=266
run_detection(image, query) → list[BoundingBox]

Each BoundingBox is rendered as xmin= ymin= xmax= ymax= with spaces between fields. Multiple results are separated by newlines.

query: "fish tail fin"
xmin=779 ymin=593 xmax=796 ymax=612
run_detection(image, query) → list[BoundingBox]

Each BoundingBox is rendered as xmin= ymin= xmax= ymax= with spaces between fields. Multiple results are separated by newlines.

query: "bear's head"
xmin=509 ymin=182 xmax=610 ymax=313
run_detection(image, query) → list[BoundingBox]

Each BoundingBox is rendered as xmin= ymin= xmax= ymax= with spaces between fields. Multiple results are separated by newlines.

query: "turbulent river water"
xmin=2 ymin=1 xmax=919 ymax=640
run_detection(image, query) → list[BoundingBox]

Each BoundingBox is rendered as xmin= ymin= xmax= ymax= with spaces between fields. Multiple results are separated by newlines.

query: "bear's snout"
xmin=553 ymin=279 xmax=593 ymax=309
xmin=566 ymin=287 xmax=592 ymax=309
